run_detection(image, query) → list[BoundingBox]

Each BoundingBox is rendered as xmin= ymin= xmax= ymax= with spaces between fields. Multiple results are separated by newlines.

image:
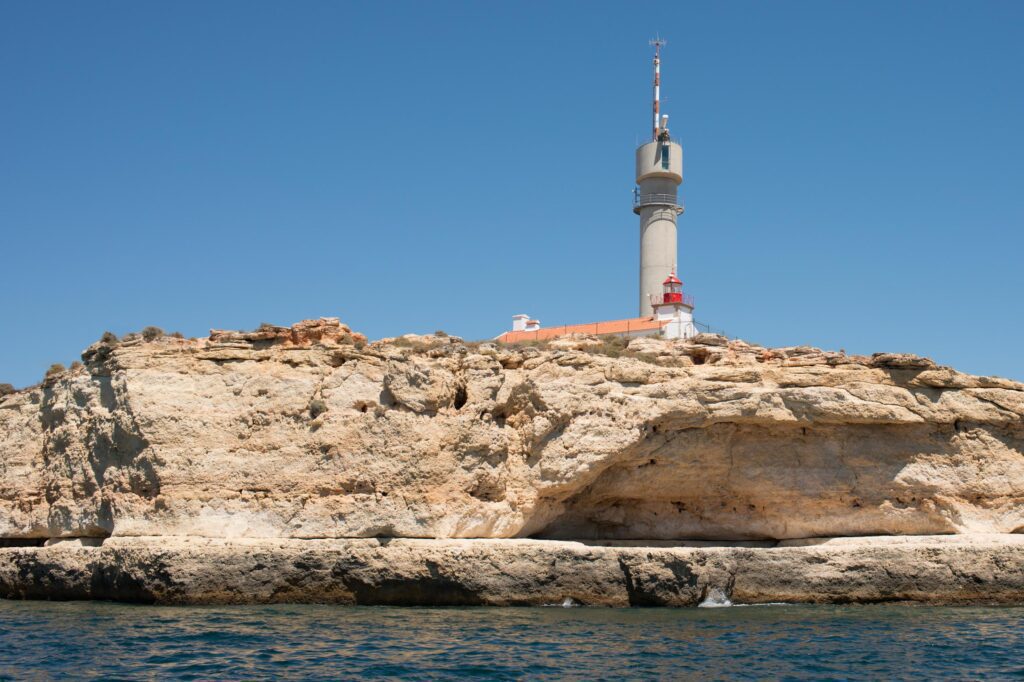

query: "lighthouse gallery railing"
xmin=633 ymin=193 xmax=684 ymax=213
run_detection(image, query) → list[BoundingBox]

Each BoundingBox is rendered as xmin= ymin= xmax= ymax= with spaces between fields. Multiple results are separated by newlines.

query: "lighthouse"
xmin=498 ymin=38 xmax=707 ymax=345
xmin=650 ymin=269 xmax=696 ymax=339
xmin=634 ymin=39 xmax=685 ymax=317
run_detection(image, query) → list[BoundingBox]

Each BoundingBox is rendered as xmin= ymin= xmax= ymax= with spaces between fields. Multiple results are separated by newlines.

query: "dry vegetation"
xmin=494 ymin=336 xmax=667 ymax=365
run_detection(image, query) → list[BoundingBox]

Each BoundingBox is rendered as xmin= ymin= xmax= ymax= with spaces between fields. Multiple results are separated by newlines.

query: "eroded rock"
xmin=1 ymin=535 xmax=1022 ymax=606
xmin=0 ymin=321 xmax=1021 ymax=547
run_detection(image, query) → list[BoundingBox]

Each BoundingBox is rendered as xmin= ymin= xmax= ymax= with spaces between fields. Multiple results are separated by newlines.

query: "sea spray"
xmin=698 ymin=588 xmax=733 ymax=608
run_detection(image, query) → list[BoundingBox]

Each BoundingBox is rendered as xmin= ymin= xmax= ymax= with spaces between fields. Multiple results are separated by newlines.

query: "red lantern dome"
xmin=661 ymin=269 xmax=683 ymax=304
xmin=648 ymin=268 xmax=693 ymax=310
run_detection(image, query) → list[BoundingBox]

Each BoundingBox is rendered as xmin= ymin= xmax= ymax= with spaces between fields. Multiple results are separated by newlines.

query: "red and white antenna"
xmin=650 ymin=36 xmax=667 ymax=140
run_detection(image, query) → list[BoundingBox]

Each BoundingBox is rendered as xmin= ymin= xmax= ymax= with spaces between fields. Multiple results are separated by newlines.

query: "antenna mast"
xmin=650 ymin=36 xmax=666 ymax=140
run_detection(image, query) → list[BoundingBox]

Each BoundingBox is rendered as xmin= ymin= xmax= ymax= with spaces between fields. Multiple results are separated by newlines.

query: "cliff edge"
xmin=1 ymin=318 xmax=1022 ymax=604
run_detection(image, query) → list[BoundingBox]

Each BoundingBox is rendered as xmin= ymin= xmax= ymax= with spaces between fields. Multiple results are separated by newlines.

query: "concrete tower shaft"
xmin=635 ymin=139 xmax=684 ymax=316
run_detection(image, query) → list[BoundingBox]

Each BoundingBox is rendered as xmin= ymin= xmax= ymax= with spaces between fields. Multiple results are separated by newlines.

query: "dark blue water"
xmin=0 ymin=602 xmax=1022 ymax=680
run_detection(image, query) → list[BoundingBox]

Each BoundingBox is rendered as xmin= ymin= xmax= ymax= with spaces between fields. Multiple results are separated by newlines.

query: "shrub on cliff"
xmin=142 ymin=326 xmax=164 ymax=342
xmin=391 ymin=336 xmax=437 ymax=351
xmin=100 ymin=331 xmax=118 ymax=345
xmin=563 ymin=336 xmax=664 ymax=365
xmin=309 ymin=399 xmax=328 ymax=418
xmin=499 ymin=339 xmax=551 ymax=351
xmin=170 ymin=331 xmax=185 ymax=339
xmin=45 ymin=363 xmax=65 ymax=379
xmin=586 ymin=336 xmax=629 ymax=358
xmin=0 ymin=383 xmax=14 ymax=397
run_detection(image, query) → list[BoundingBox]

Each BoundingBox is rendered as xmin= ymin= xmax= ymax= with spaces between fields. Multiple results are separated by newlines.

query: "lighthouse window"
xmin=661 ymin=144 xmax=670 ymax=169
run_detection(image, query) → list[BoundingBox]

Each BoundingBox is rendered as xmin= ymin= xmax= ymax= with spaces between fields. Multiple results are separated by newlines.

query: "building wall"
xmin=636 ymin=140 xmax=683 ymax=317
xmin=639 ymin=207 xmax=679 ymax=315
xmin=635 ymin=140 xmax=683 ymax=181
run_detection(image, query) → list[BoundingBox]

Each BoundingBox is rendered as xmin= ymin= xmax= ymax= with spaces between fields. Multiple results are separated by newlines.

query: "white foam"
xmin=698 ymin=588 xmax=733 ymax=608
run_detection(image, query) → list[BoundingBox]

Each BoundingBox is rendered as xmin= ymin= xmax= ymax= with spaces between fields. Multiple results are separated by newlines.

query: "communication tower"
xmin=634 ymin=38 xmax=686 ymax=317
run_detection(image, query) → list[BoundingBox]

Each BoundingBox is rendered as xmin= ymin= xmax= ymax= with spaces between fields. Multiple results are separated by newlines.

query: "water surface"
xmin=1 ymin=601 xmax=1021 ymax=679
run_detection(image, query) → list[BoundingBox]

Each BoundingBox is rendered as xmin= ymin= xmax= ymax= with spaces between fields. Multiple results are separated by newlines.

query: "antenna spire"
xmin=649 ymin=36 xmax=667 ymax=140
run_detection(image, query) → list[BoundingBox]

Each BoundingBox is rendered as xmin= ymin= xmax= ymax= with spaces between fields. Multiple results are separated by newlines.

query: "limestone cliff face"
xmin=2 ymin=319 xmax=1023 ymax=544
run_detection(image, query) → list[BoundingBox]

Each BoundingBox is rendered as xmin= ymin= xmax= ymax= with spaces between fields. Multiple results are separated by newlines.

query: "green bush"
xmin=141 ymin=326 xmax=164 ymax=342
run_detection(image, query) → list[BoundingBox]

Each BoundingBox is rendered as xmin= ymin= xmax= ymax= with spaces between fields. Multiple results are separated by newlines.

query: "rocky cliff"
xmin=1 ymin=318 xmax=1023 ymax=604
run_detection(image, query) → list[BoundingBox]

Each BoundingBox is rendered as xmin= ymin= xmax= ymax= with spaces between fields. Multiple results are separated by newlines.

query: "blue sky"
xmin=2 ymin=1 xmax=1022 ymax=387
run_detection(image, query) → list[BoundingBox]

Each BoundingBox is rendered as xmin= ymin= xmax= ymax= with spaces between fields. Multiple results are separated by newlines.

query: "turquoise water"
xmin=0 ymin=602 xmax=1022 ymax=680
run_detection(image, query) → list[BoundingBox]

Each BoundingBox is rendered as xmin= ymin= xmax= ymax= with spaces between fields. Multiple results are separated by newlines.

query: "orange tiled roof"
xmin=496 ymin=316 xmax=668 ymax=343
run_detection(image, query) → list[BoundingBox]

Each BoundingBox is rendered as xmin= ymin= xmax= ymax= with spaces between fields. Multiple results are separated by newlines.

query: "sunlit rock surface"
xmin=1 ymin=318 xmax=1022 ymax=604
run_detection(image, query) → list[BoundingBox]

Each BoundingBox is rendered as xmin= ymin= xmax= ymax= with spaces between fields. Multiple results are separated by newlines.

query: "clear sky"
xmin=2 ymin=1 xmax=1022 ymax=388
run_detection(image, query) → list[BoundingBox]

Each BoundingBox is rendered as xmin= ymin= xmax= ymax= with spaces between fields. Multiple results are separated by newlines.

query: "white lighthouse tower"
xmin=634 ymin=39 xmax=685 ymax=317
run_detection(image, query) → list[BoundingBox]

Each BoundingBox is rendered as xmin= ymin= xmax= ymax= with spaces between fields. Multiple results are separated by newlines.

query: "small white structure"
xmin=511 ymin=314 xmax=541 ymax=332
xmin=650 ymin=270 xmax=696 ymax=340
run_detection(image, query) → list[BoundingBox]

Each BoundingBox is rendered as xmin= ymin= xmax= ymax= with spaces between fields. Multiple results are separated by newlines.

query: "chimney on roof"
xmin=511 ymin=315 xmax=541 ymax=333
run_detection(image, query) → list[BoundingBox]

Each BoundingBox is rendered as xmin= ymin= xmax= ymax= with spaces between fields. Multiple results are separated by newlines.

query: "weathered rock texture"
xmin=2 ymin=535 xmax=1023 ymax=606
xmin=1 ymin=318 xmax=1023 ymax=604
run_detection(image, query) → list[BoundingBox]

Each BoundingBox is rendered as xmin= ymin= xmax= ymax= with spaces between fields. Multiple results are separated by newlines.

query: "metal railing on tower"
xmin=633 ymin=193 xmax=684 ymax=214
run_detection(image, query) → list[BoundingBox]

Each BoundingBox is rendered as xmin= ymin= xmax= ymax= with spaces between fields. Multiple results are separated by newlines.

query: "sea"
xmin=0 ymin=601 xmax=1021 ymax=680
